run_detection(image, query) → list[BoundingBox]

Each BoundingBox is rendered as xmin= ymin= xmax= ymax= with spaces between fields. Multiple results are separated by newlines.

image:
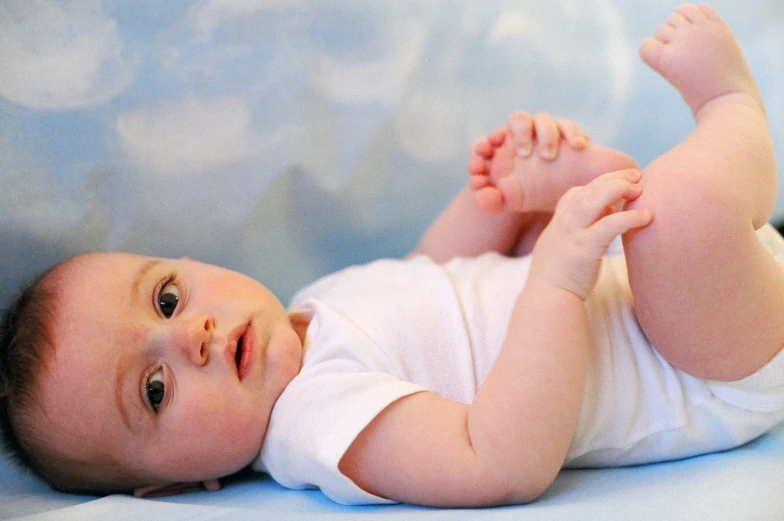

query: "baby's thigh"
xmin=623 ymin=205 xmax=784 ymax=381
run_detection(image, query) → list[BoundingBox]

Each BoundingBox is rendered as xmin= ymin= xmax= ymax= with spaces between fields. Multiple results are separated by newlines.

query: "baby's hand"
xmin=529 ymin=169 xmax=652 ymax=300
xmin=509 ymin=111 xmax=589 ymax=161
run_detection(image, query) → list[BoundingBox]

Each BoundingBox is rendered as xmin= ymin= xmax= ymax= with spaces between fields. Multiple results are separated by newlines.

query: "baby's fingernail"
xmin=540 ymin=145 xmax=556 ymax=160
xmin=573 ymin=136 xmax=588 ymax=148
xmin=509 ymin=119 xmax=526 ymax=136
xmin=516 ymin=143 xmax=532 ymax=158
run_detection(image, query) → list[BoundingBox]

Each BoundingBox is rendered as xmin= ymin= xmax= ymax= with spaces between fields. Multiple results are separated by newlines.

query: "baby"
xmin=2 ymin=4 xmax=784 ymax=507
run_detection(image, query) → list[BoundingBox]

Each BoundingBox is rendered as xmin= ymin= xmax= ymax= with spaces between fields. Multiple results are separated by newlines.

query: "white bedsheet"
xmin=3 ymin=424 xmax=783 ymax=520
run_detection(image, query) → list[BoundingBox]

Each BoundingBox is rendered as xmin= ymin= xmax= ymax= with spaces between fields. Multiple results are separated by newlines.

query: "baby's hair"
xmin=0 ymin=269 xmax=60 ymax=485
xmin=0 ymin=260 xmax=141 ymax=496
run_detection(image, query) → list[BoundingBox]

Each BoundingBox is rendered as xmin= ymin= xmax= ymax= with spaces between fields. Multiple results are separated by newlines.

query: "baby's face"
xmin=35 ymin=252 xmax=304 ymax=490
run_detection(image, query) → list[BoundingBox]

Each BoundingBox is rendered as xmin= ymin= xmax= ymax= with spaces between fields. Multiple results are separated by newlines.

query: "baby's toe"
xmin=487 ymin=129 xmax=507 ymax=148
xmin=468 ymin=157 xmax=489 ymax=177
xmin=472 ymin=137 xmax=494 ymax=159
xmin=676 ymin=3 xmax=708 ymax=24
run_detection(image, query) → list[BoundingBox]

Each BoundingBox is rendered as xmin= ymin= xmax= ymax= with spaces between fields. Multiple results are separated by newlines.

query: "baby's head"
xmin=0 ymin=252 xmax=304 ymax=496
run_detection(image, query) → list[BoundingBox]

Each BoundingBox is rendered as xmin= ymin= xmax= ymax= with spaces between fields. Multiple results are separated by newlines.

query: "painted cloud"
xmin=0 ymin=0 xmax=138 ymax=109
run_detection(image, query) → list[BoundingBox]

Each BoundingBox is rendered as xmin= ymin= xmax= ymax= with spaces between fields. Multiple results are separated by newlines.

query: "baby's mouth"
xmin=235 ymin=336 xmax=244 ymax=371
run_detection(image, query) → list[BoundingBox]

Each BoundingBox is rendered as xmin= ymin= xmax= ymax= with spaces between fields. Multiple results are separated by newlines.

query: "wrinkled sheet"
xmin=3 ymin=425 xmax=784 ymax=520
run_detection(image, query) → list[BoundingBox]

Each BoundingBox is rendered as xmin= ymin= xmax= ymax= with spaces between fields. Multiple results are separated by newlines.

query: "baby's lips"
xmin=225 ymin=322 xmax=249 ymax=377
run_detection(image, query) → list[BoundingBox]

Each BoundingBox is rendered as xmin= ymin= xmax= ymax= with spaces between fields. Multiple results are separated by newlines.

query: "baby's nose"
xmin=173 ymin=315 xmax=215 ymax=365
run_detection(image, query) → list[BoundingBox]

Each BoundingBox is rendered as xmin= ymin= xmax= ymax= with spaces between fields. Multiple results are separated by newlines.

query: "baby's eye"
xmin=146 ymin=369 xmax=165 ymax=412
xmin=158 ymin=281 xmax=179 ymax=319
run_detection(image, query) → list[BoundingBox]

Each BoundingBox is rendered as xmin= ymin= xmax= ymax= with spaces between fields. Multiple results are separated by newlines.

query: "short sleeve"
xmin=253 ymin=301 xmax=427 ymax=505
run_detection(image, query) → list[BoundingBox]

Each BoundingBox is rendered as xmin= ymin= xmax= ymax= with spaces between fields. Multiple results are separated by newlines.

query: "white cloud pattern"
xmin=0 ymin=0 xmax=782 ymax=306
xmin=116 ymin=95 xmax=257 ymax=175
xmin=0 ymin=0 xmax=138 ymax=109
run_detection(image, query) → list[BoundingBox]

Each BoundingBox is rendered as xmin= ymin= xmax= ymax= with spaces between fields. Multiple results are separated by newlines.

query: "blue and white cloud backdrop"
xmin=1 ymin=0 xmax=783 ymax=303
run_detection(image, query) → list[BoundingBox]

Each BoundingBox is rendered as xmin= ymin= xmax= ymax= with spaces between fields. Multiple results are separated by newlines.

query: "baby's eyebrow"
xmin=116 ymin=258 xmax=161 ymax=433
xmin=115 ymin=349 xmax=139 ymax=433
xmin=131 ymin=259 xmax=162 ymax=302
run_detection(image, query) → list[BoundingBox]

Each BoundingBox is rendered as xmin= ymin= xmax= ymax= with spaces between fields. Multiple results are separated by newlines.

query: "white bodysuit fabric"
xmin=253 ymin=224 xmax=784 ymax=505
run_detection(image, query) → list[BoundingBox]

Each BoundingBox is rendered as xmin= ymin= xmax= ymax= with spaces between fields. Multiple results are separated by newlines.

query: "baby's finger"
xmin=591 ymin=167 xmax=642 ymax=187
xmin=556 ymin=118 xmax=589 ymax=150
xmin=564 ymin=170 xmax=643 ymax=226
xmin=597 ymin=168 xmax=645 ymax=203
xmin=508 ymin=111 xmax=534 ymax=158
xmin=587 ymin=208 xmax=653 ymax=247
xmin=533 ymin=112 xmax=561 ymax=161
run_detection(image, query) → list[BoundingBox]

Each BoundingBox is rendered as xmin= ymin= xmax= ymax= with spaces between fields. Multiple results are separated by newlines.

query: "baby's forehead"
xmin=47 ymin=252 xmax=159 ymax=338
xmin=39 ymin=253 xmax=151 ymax=416
xmin=52 ymin=252 xmax=156 ymax=287
xmin=68 ymin=251 xmax=156 ymax=271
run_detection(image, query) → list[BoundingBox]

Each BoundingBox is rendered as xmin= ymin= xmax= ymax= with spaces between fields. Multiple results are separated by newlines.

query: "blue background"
xmin=1 ymin=0 xmax=783 ymax=305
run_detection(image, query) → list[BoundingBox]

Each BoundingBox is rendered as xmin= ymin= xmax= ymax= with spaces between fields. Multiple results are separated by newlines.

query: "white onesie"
xmin=253 ymin=224 xmax=784 ymax=505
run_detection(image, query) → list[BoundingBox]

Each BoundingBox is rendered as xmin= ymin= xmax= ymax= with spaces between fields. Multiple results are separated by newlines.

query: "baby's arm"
xmin=412 ymin=113 xmax=588 ymax=262
xmin=340 ymin=170 xmax=652 ymax=506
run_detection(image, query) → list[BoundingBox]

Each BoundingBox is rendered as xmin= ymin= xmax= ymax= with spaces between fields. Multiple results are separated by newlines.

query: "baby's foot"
xmin=468 ymin=112 xmax=638 ymax=214
xmin=639 ymin=4 xmax=765 ymax=119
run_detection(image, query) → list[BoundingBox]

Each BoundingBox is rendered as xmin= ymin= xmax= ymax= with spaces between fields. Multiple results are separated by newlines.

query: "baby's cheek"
xmin=122 ymin=324 xmax=147 ymax=345
xmin=184 ymin=394 xmax=253 ymax=442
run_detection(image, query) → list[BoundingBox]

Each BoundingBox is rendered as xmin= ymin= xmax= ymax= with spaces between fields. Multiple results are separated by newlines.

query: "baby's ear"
xmin=134 ymin=479 xmax=221 ymax=498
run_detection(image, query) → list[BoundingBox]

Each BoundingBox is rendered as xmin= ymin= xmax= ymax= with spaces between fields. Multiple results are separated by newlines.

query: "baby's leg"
xmin=469 ymin=112 xmax=638 ymax=215
xmin=623 ymin=4 xmax=784 ymax=380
